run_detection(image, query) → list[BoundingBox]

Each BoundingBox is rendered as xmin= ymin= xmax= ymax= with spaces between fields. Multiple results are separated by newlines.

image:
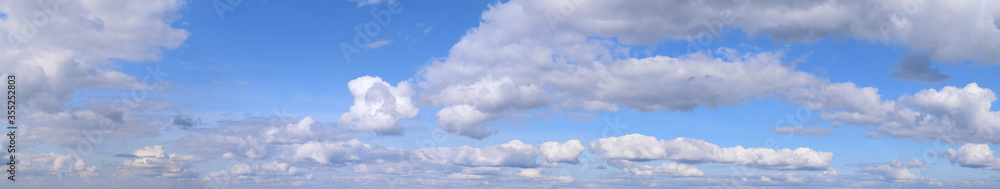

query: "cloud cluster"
xmin=608 ymin=160 xmax=704 ymax=177
xmin=933 ymin=143 xmax=1000 ymax=170
xmin=22 ymin=99 xmax=171 ymax=148
xmin=262 ymin=116 xmax=321 ymax=144
xmin=787 ymin=83 xmax=1000 ymax=143
xmin=858 ymin=158 xmax=926 ymax=180
xmin=0 ymin=0 xmax=188 ymax=112
xmin=178 ymin=116 xmax=354 ymax=160
xmin=17 ymin=153 xmax=98 ymax=179
xmin=338 ymin=76 xmax=419 ymax=135
xmin=590 ymin=134 xmax=833 ymax=170
xmin=411 ymin=140 xmax=540 ymax=168
xmin=201 ymin=161 xmax=312 ymax=186
xmin=430 ymin=76 xmax=549 ymax=139
xmin=288 ymin=139 xmax=408 ymax=165
xmin=415 ymin=0 xmax=1000 ymax=144
xmin=117 ymin=145 xmax=202 ymax=179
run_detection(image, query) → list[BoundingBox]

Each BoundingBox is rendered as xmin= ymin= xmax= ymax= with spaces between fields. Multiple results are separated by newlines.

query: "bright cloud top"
xmin=338 ymin=76 xmax=419 ymax=135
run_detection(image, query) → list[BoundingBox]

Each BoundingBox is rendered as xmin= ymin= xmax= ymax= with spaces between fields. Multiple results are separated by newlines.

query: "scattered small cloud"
xmin=771 ymin=126 xmax=833 ymax=137
xmin=366 ymin=39 xmax=393 ymax=50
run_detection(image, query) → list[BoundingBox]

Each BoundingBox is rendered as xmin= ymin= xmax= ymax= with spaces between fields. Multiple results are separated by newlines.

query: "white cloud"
xmin=22 ymin=100 xmax=169 ymax=148
xmin=418 ymin=0 xmax=842 ymax=139
xmin=179 ymin=135 xmax=269 ymax=160
xmin=513 ymin=168 xmax=576 ymax=183
xmin=609 ymin=160 xmax=704 ymax=177
xmin=771 ymin=126 xmax=833 ymax=137
xmin=932 ymin=143 xmax=1000 ymax=170
xmin=346 ymin=0 xmax=385 ymax=7
xmin=288 ymin=139 xmax=407 ymax=165
xmin=417 ymin=0 xmax=1000 ymax=142
xmin=435 ymin=104 xmax=500 ymax=139
xmin=352 ymin=162 xmax=415 ymax=175
xmin=17 ymin=153 xmax=98 ymax=179
xmin=538 ymin=140 xmax=585 ymax=164
xmin=788 ymin=83 xmax=1000 ymax=144
xmin=0 ymin=0 xmax=188 ymax=112
xmin=201 ymin=161 xmax=312 ymax=186
xmin=410 ymin=140 xmax=540 ymax=168
xmin=543 ymin=0 xmax=1000 ymax=64
xmin=338 ymin=76 xmax=419 ymax=135
xmin=858 ymin=158 xmax=926 ymax=180
xmin=262 ymin=116 xmax=321 ymax=144
xmin=429 ymin=76 xmax=549 ymax=139
xmin=118 ymin=145 xmax=202 ymax=179
xmin=590 ymin=134 xmax=833 ymax=170
xmin=178 ymin=116 xmax=354 ymax=160
xmin=365 ymin=39 xmax=392 ymax=50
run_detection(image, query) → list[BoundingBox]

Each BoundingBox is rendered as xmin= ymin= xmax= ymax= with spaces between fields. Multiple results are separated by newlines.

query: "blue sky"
xmin=3 ymin=0 xmax=1000 ymax=188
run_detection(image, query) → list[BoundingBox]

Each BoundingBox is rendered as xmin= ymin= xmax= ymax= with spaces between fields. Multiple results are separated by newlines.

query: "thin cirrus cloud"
xmin=771 ymin=126 xmax=833 ymax=137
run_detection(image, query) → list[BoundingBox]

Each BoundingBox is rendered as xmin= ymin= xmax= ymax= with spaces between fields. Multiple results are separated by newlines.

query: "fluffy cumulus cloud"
xmin=288 ymin=139 xmax=407 ymax=165
xmin=590 ymin=134 xmax=833 ymax=170
xmin=429 ymin=76 xmax=549 ymax=139
xmin=338 ymin=76 xmax=419 ymax=135
xmin=933 ymin=143 xmax=1000 ymax=170
xmin=538 ymin=140 xmax=586 ymax=164
xmin=410 ymin=140 xmax=541 ymax=168
xmin=0 ymin=0 xmax=188 ymax=112
xmin=771 ymin=126 xmax=833 ymax=137
xmin=435 ymin=104 xmax=501 ymax=139
xmin=117 ymin=145 xmax=202 ymax=179
xmin=787 ymin=83 xmax=1000 ymax=143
